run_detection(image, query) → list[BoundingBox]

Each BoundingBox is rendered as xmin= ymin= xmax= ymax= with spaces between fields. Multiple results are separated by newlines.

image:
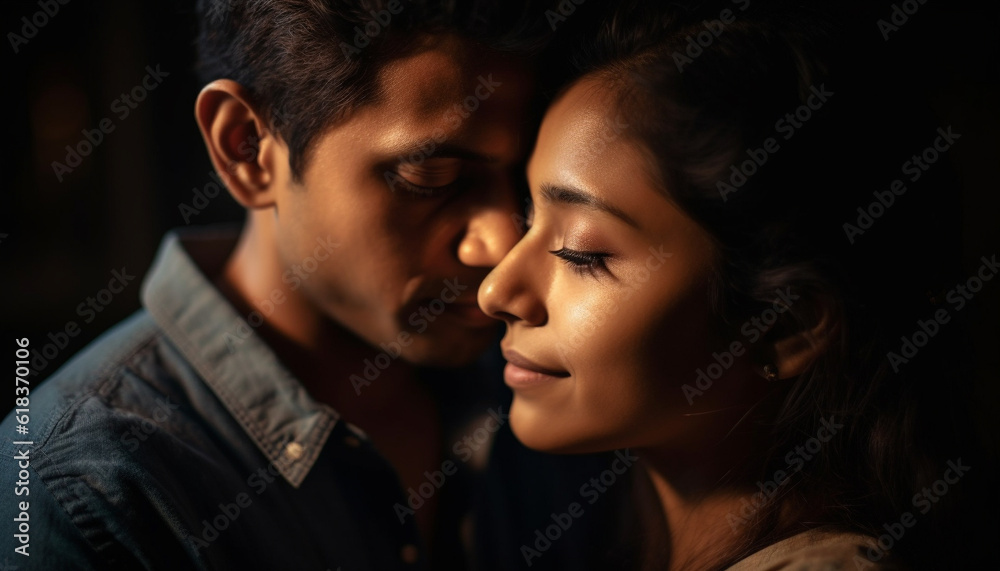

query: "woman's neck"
xmin=634 ymin=409 xmax=791 ymax=570
xmin=639 ymin=462 xmax=750 ymax=571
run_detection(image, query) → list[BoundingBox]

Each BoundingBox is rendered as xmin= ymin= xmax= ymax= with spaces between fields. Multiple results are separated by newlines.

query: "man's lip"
xmin=444 ymin=301 xmax=497 ymax=327
xmin=501 ymin=348 xmax=569 ymax=377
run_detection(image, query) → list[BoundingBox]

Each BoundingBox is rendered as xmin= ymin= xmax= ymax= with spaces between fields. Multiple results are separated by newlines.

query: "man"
xmin=2 ymin=1 xmax=632 ymax=569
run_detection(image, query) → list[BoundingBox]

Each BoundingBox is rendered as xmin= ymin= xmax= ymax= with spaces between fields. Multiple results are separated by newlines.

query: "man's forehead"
xmin=329 ymin=35 xmax=533 ymax=165
xmin=375 ymin=35 xmax=528 ymax=118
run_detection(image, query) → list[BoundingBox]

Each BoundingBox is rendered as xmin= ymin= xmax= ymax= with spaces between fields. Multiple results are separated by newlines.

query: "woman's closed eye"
xmin=550 ymin=247 xmax=611 ymax=277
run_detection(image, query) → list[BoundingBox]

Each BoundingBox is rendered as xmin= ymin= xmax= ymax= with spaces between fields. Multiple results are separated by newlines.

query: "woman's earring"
xmin=763 ymin=364 xmax=779 ymax=382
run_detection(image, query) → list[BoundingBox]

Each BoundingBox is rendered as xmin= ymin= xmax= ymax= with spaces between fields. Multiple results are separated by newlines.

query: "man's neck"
xmin=214 ymin=220 xmax=444 ymax=550
xmin=213 ymin=219 xmax=423 ymax=416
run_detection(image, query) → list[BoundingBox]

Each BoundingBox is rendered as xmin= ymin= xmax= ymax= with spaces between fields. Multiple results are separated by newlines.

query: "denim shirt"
xmin=1 ymin=226 xmax=636 ymax=571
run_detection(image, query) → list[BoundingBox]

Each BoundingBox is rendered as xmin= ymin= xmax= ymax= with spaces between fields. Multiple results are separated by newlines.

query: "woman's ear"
xmin=194 ymin=79 xmax=284 ymax=209
xmin=756 ymin=295 xmax=838 ymax=380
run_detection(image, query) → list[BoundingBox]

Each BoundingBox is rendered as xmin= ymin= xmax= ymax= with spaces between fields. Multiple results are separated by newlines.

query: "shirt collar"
xmin=140 ymin=225 xmax=338 ymax=488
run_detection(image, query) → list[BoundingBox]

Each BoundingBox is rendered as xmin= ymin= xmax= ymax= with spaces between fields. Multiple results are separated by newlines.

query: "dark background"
xmin=2 ymin=0 xmax=243 ymax=391
xmin=1 ymin=0 xmax=998 ymax=445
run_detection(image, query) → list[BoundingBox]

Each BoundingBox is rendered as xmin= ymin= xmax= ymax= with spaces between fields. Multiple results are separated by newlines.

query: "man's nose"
xmin=456 ymin=185 xmax=523 ymax=268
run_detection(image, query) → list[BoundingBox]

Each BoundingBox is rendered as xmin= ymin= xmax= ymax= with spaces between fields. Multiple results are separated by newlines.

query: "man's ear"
xmin=194 ymin=79 xmax=283 ymax=209
xmin=756 ymin=296 xmax=838 ymax=380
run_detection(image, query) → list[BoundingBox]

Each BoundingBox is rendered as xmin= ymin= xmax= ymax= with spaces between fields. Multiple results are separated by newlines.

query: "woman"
xmin=478 ymin=1 xmax=988 ymax=569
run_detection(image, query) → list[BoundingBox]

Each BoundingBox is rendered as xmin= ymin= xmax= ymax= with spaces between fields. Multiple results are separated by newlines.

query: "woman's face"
xmin=478 ymin=77 xmax=764 ymax=454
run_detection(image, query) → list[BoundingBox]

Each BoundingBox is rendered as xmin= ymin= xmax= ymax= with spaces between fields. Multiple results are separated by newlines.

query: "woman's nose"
xmin=477 ymin=238 xmax=547 ymax=327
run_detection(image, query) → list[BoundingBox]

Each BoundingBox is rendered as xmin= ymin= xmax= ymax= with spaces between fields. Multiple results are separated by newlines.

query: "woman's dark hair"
xmin=548 ymin=1 xmax=992 ymax=569
xmin=194 ymin=0 xmax=550 ymax=180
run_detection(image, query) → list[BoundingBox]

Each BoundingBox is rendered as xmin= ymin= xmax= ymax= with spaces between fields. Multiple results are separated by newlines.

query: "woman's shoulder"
xmin=725 ymin=526 xmax=907 ymax=570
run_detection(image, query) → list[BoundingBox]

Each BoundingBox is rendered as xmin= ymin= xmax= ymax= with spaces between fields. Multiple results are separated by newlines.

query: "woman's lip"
xmin=503 ymin=350 xmax=568 ymax=376
xmin=501 ymin=349 xmax=569 ymax=388
xmin=504 ymin=362 xmax=568 ymax=389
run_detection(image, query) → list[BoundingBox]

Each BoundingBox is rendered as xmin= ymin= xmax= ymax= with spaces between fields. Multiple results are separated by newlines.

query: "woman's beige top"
xmin=726 ymin=526 xmax=905 ymax=570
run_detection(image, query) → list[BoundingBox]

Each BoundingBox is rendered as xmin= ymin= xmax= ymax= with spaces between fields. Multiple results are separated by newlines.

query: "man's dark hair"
xmin=195 ymin=0 xmax=549 ymax=180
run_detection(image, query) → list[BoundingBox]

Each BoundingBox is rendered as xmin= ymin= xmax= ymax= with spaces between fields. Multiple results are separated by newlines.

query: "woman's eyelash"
xmin=549 ymin=247 xmax=610 ymax=276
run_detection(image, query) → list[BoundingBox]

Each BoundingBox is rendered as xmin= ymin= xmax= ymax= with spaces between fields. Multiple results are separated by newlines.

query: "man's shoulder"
xmin=2 ymin=310 xmax=208 ymax=566
xmin=3 ymin=309 xmax=190 ymax=463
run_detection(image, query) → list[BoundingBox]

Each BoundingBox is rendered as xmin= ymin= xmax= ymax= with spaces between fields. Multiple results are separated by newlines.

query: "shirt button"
xmin=400 ymin=544 xmax=419 ymax=564
xmin=284 ymin=442 xmax=304 ymax=461
xmin=343 ymin=435 xmax=361 ymax=448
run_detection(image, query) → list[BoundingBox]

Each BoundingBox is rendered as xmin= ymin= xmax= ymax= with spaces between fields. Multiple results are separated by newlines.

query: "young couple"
xmin=3 ymin=0 xmax=984 ymax=569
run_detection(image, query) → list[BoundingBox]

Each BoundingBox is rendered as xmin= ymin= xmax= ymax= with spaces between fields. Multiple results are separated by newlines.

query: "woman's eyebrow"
xmin=539 ymin=182 xmax=640 ymax=229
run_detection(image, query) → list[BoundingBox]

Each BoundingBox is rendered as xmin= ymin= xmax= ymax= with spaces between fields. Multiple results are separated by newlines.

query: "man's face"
xmin=269 ymin=36 xmax=532 ymax=367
